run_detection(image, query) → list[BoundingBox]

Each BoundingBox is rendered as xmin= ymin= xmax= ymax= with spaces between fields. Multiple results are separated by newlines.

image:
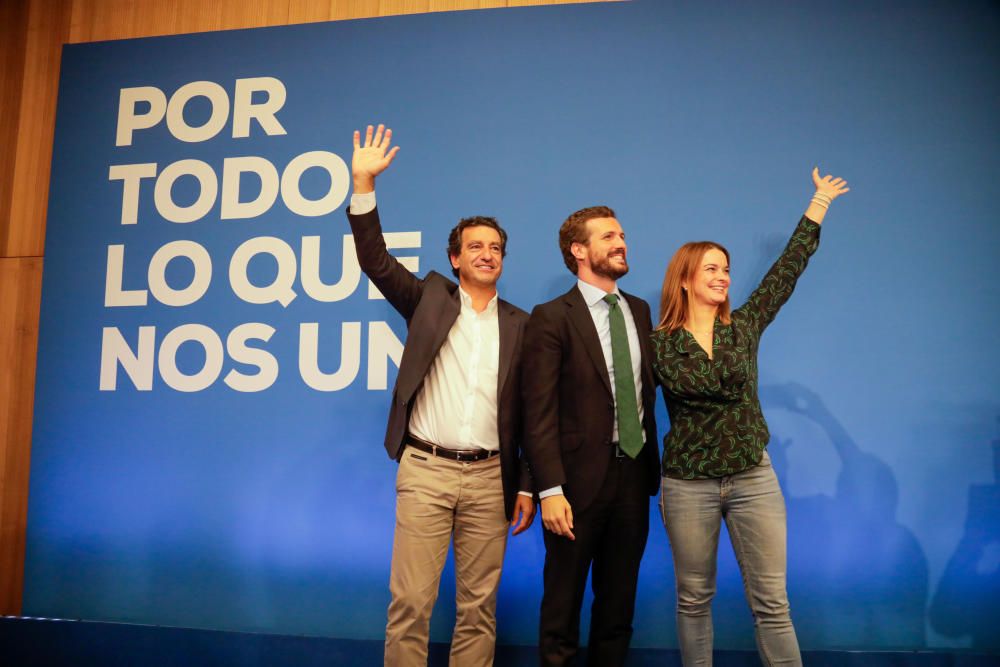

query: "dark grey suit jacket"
xmin=521 ymin=285 xmax=660 ymax=513
xmin=347 ymin=206 xmax=531 ymax=519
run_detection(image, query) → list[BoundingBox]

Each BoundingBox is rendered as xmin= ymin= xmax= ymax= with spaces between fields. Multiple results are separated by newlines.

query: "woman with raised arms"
xmin=651 ymin=168 xmax=850 ymax=666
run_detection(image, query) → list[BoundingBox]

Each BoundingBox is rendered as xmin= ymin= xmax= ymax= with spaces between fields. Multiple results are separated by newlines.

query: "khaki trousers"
xmin=384 ymin=446 xmax=509 ymax=667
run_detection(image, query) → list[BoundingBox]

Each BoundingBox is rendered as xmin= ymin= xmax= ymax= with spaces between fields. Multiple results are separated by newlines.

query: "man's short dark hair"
xmin=558 ymin=205 xmax=616 ymax=274
xmin=446 ymin=216 xmax=508 ymax=277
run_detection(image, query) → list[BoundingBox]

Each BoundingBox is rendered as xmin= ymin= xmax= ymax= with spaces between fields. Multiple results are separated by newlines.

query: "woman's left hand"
xmin=812 ymin=167 xmax=850 ymax=200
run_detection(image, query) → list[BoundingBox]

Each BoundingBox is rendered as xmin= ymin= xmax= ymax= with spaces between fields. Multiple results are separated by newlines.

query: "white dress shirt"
xmin=350 ymin=191 xmax=501 ymax=452
xmin=351 ymin=191 xmax=376 ymax=215
xmin=407 ymin=288 xmax=501 ymax=452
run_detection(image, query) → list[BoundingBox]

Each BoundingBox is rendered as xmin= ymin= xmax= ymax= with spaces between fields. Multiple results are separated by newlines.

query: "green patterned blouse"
xmin=651 ymin=216 xmax=821 ymax=479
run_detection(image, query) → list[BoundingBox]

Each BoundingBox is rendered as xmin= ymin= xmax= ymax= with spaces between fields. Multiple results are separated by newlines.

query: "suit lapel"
xmin=564 ymin=287 xmax=613 ymax=396
xmin=433 ymin=286 xmax=462 ymax=352
xmin=497 ymin=301 xmax=520 ymax=398
xmin=420 ymin=286 xmax=461 ymax=385
xmin=395 ymin=282 xmax=460 ymax=403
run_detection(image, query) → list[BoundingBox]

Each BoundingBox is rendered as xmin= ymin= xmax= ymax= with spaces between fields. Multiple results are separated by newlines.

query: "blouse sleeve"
xmin=736 ymin=216 xmax=821 ymax=337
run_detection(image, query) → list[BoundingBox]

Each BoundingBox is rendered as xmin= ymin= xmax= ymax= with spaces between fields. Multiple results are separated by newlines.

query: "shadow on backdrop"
xmin=761 ymin=382 xmax=929 ymax=648
xmin=929 ymin=418 xmax=1000 ymax=651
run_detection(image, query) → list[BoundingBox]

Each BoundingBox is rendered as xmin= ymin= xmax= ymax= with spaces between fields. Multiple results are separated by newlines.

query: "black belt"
xmin=406 ymin=436 xmax=499 ymax=462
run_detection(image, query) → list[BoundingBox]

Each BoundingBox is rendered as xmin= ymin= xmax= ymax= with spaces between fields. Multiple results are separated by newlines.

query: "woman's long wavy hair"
xmin=656 ymin=241 xmax=732 ymax=333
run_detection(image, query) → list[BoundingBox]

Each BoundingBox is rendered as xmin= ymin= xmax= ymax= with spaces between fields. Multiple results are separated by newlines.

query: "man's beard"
xmin=591 ymin=251 xmax=629 ymax=280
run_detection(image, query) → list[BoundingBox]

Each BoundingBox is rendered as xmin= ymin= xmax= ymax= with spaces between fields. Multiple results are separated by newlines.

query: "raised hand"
xmin=812 ymin=167 xmax=850 ymax=200
xmin=352 ymin=123 xmax=400 ymax=193
xmin=806 ymin=166 xmax=849 ymax=224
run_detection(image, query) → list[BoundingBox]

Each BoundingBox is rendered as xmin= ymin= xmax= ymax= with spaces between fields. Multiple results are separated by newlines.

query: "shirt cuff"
xmin=538 ymin=485 xmax=564 ymax=499
xmin=517 ymin=490 xmax=533 ymax=498
xmin=350 ymin=191 xmax=376 ymax=215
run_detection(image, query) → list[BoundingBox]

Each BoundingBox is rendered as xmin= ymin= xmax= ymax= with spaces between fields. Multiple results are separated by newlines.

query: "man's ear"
xmin=571 ymin=242 xmax=587 ymax=262
xmin=450 ymin=254 xmax=460 ymax=270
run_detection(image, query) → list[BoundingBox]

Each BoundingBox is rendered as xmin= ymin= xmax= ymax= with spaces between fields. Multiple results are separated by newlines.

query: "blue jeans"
xmin=660 ymin=452 xmax=802 ymax=667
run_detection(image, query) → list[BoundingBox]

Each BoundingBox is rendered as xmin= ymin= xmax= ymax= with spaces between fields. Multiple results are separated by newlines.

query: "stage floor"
xmin=1 ymin=617 xmax=995 ymax=666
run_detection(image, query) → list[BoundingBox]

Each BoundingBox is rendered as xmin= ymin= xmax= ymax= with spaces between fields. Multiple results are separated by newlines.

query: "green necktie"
xmin=602 ymin=294 xmax=643 ymax=458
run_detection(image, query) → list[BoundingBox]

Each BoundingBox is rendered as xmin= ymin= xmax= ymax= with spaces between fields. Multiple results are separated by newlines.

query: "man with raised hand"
xmin=346 ymin=124 xmax=535 ymax=667
xmin=522 ymin=206 xmax=660 ymax=666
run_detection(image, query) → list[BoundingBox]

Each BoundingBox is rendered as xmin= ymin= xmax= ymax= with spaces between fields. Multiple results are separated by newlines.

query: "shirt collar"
xmin=672 ymin=329 xmax=693 ymax=355
xmin=458 ymin=286 xmax=499 ymax=315
xmin=576 ymin=279 xmax=622 ymax=308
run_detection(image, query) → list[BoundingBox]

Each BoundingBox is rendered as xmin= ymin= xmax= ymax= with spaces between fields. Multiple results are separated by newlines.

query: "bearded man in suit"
xmin=522 ymin=206 xmax=660 ymax=666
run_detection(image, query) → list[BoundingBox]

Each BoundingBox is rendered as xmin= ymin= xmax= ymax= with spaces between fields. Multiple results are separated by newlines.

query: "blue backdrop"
xmin=26 ymin=0 xmax=1000 ymax=651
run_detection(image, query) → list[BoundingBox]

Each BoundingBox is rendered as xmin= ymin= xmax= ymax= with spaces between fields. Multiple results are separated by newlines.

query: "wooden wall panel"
xmin=428 ymin=1 xmax=507 ymax=11
xmin=509 ymin=0 xmax=609 ymax=7
xmin=218 ymin=0 xmax=292 ymax=31
xmin=0 ymin=258 xmax=43 ymax=615
xmin=0 ymin=1 xmax=30 ymax=258
xmin=66 ymin=0 xmax=611 ymax=42
xmin=6 ymin=0 xmax=72 ymax=259
xmin=287 ymin=0 xmax=344 ymax=24
xmin=69 ymin=0 xmax=133 ymax=43
xmin=0 ymin=0 xmax=614 ymax=617
xmin=377 ymin=0 xmax=431 ymax=16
